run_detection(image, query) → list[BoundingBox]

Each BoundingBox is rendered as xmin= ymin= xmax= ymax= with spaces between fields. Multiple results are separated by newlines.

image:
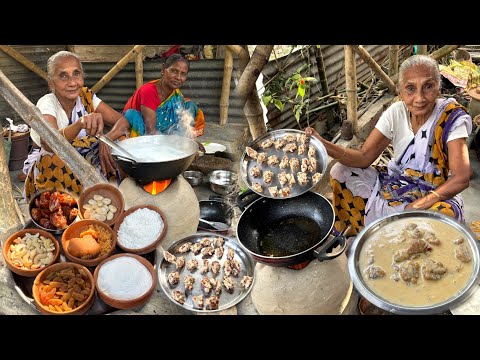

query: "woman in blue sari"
xmin=307 ymin=55 xmax=472 ymax=236
xmin=106 ymin=53 xmax=204 ymax=141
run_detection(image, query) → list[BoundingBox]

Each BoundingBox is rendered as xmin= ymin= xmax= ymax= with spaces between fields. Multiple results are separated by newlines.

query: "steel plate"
xmin=240 ymin=129 xmax=328 ymax=199
xmin=348 ymin=211 xmax=480 ymax=315
xmin=158 ymin=233 xmax=255 ymax=313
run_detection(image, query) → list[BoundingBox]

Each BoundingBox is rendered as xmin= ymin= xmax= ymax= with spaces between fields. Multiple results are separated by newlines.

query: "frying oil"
xmin=258 ymin=216 xmax=322 ymax=257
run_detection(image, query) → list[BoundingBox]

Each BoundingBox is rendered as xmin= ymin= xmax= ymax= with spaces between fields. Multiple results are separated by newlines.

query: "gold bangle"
xmin=61 ymin=127 xmax=66 ymax=138
xmin=333 ymin=147 xmax=347 ymax=161
xmin=429 ymin=190 xmax=442 ymax=201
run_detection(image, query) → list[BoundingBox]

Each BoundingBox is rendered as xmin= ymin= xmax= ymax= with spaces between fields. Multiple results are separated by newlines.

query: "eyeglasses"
xmin=55 ymin=70 xmax=85 ymax=82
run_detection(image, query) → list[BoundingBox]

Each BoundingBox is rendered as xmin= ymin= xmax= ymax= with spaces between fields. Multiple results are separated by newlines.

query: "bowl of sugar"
xmin=94 ymin=253 xmax=156 ymax=310
xmin=113 ymin=204 xmax=167 ymax=255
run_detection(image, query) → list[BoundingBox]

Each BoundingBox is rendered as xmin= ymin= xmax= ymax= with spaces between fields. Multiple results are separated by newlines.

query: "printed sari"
xmin=330 ymin=99 xmax=470 ymax=236
xmin=124 ymin=87 xmax=205 ymax=138
xmin=24 ymin=88 xmax=117 ymax=200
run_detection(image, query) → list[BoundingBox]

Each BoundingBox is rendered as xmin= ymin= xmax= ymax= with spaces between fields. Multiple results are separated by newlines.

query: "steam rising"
xmin=167 ymin=107 xmax=195 ymax=139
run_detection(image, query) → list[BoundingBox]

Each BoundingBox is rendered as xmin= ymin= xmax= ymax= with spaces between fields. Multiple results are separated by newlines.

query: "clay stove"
xmin=250 ymin=254 xmax=357 ymax=315
xmin=119 ymin=176 xmax=200 ymax=249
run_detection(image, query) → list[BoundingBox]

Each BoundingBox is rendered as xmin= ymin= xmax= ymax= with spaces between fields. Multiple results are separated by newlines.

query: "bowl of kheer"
xmin=348 ymin=211 xmax=480 ymax=315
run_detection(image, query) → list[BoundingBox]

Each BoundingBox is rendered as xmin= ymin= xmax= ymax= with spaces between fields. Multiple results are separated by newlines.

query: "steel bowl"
xmin=183 ymin=170 xmax=203 ymax=187
xmin=208 ymin=170 xmax=238 ymax=195
xmin=348 ymin=211 xmax=480 ymax=315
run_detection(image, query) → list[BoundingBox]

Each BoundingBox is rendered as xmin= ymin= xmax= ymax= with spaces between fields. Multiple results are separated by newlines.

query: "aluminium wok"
xmin=111 ymin=135 xmax=199 ymax=185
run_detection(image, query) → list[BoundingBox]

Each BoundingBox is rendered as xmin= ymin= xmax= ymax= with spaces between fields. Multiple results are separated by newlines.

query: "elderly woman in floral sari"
xmin=307 ymin=54 xmax=472 ymax=236
xmin=106 ymin=53 xmax=204 ymax=141
xmin=24 ymin=51 xmax=127 ymax=200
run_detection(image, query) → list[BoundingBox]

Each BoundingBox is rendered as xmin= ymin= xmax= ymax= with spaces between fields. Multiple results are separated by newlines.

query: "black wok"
xmin=198 ymin=200 xmax=233 ymax=232
xmin=236 ymin=190 xmax=347 ymax=267
xmin=111 ymin=135 xmax=199 ymax=185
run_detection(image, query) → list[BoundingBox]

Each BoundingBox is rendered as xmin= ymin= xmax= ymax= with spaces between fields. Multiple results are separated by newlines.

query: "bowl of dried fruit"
xmin=61 ymin=219 xmax=117 ymax=268
xmin=32 ymin=262 xmax=95 ymax=315
xmin=78 ymin=183 xmax=124 ymax=227
xmin=3 ymin=228 xmax=60 ymax=277
xmin=29 ymin=190 xmax=79 ymax=235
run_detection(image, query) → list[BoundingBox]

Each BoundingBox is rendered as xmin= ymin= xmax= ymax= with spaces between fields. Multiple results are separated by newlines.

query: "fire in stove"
xmin=143 ymin=179 xmax=172 ymax=195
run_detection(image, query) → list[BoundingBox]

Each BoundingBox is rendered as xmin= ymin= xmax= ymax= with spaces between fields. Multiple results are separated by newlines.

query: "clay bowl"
xmin=113 ymin=204 xmax=167 ymax=255
xmin=29 ymin=190 xmax=79 ymax=235
xmin=61 ymin=219 xmax=117 ymax=268
xmin=94 ymin=253 xmax=156 ymax=310
xmin=78 ymin=183 xmax=125 ymax=227
xmin=32 ymin=262 xmax=95 ymax=315
xmin=3 ymin=228 xmax=60 ymax=277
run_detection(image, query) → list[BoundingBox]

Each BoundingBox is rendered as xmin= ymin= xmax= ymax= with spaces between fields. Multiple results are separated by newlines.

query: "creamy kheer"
xmin=359 ymin=218 xmax=474 ymax=307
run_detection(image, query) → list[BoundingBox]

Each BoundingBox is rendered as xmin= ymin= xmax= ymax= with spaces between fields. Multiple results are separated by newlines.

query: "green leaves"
xmin=262 ymin=95 xmax=272 ymax=107
xmin=297 ymin=84 xmax=305 ymax=99
xmin=262 ymin=48 xmax=319 ymax=125
xmin=273 ymin=99 xmax=285 ymax=111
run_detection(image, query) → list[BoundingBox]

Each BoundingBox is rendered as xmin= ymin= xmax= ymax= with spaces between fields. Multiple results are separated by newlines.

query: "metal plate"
xmin=11 ymin=220 xmax=156 ymax=315
xmin=348 ymin=211 xmax=480 ymax=315
xmin=158 ymin=233 xmax=255 ymax=313
xmin=240 ymin=129 xmax=328 ymax=199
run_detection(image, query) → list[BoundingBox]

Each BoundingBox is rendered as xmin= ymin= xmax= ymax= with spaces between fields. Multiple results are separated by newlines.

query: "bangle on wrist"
xmin=61 ymin=127 xmax=67 ymax=139
xmin=333 ymin=147 xmax=347 ymax=161
xmin=429 ymin=190 xmax=442 ymax=201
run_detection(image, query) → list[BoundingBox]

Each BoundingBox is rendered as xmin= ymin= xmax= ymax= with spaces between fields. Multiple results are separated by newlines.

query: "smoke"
xmin=168 ymin=107 xmax=195 ymax=139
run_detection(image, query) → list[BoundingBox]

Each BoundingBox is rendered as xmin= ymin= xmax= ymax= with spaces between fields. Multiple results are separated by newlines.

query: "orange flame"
xmin=143 ymin=179 xmax=172 ymax=195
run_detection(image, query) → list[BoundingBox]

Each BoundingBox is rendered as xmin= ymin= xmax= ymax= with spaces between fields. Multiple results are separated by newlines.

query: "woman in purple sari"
xmin=307 ymin=55 xmax=472 ymax=236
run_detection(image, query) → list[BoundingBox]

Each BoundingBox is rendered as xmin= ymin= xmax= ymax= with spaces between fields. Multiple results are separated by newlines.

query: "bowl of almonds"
xmin=78 ymin=183 xmax=125 ymax=227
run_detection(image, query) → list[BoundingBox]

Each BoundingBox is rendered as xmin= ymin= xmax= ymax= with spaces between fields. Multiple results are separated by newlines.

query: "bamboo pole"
xmin=91 ymin=45 xmax=146 ymax=93
xmin=388 ymin=45 xmax=399 ymax=76
xmin=237 ymin=45 xmax=274 ymax=104
xmin=226 ymin=45 xmax=248 ymax=58
xmin=0 ymin=45 xmax=48 ymax=82
xmin=0 ymin=70 xmax=105 ymax=188
xmin=219 ymin=48 xmax=233 ymax=125
xmin=343 ymin=46 xmax=357 ymax=140
xmin=316 ymin=46 xmax=330 ymax=96
xmin=135 ymin=49 xmax=144 ymax=90
xmin=417 ymin=45 xmax=428 ymax=55
xmin=429 ymin=45 xmax=460 ymax=61
xmin=0 ymin=134 xmax=21 ymax=238
xmin=351 ymin=45 xmax=397 ymax=94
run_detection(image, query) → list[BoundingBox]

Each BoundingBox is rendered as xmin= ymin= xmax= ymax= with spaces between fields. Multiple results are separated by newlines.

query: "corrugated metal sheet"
xmin=83 ymin=58 xmax=245 ymax=125
xmin=0 ymin=45 xmax=64 ymax=126
xmin=263 ymin=45 xmax=412 ymax=130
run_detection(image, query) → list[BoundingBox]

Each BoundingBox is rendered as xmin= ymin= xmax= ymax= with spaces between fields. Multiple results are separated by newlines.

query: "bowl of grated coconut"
xmin=113 ymin=204 xmax=167 ymax=255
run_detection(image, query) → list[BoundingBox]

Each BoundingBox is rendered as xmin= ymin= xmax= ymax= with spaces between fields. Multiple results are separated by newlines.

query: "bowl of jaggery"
xmin=61 ymin=219 xmax=116 ymax=267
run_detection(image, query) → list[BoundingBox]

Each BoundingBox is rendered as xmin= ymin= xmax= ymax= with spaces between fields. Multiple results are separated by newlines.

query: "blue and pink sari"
xmin=124 ymin=88 xmax=204 ymax=138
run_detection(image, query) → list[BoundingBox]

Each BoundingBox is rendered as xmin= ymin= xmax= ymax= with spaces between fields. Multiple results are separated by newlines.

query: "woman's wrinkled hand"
xmin=305 ymin=126 xmax=321 ymax=140
xmin=80 ymin=113 xmax=104 ymax=136
xmin=98 ymin=140 xmax=118 ymax=176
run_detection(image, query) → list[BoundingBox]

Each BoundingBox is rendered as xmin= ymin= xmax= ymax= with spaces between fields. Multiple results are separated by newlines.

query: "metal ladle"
xmin=198 ymin=218 xmax=230 ymax=231
xmin=96 ymin=135 xmax=139 ymax=162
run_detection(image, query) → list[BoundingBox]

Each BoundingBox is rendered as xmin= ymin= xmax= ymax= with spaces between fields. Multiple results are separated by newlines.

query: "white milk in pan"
xmin=122 ymin=143 xmax=187 ymax=162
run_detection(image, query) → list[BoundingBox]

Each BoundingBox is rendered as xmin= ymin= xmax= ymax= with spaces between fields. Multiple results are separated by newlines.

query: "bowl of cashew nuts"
xmin=2 ymin=228 xmax=60 ymax=277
